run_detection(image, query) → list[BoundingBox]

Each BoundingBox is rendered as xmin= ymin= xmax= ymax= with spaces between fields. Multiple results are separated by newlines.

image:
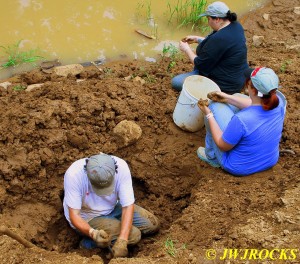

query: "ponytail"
xmin=226 ymin=10 xmax=237 ymax=22
xmin=261 ymin=89 xmax=279 ymax=110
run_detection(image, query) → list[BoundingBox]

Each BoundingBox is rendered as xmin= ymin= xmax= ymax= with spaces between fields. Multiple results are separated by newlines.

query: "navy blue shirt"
xmin=194 ymin=22 xmax=248 ymax=94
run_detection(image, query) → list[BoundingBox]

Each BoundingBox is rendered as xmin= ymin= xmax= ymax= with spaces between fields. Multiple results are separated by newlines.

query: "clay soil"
xmin=0 ymin=0 xmax=299 ymax=263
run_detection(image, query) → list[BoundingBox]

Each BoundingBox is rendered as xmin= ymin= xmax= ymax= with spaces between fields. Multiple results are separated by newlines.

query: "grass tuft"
xmin=0 ymin=40 xmax=44 ymax=69
xmin=166 ymin=0 xmax=208 ymax=31
xmin=135 ymin=1 xmax=158 ymax=39
xmin=12 ymin=85 xmax=26 ymax=91
xmin=162 ymin=43 xmax=182 ymax=71
xmin=165 ymin=238 xmax=177 ymax=257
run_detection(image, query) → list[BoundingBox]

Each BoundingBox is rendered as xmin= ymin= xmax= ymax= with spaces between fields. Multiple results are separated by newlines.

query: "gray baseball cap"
xmin=244 ymin=67 xmax=279 ymax=97
xmin=199 ymin=1 xmax=230 ymax=18
xmin=86 ymin=153 xmax=116 ymax=196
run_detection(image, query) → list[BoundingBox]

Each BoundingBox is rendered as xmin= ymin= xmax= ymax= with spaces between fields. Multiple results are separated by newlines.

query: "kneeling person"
xmin=63 ymin=153 xmax=159 ymax=258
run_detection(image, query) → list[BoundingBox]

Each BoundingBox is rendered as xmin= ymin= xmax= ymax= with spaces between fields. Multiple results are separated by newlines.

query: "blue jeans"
xmin=204 ymin=94 xmax=247 ymax=166
xmin=171 ymin=69 xmax=199 ymax=91
xmin=85 ymin=203 xmax=159 ymax=245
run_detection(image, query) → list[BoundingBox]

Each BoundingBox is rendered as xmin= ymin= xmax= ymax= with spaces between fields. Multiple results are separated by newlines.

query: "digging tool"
xmin=0 ymin=225 xmax=35 ymax=248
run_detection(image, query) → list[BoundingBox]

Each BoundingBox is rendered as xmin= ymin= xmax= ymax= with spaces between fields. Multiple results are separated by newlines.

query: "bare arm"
xmin=209 ymin=91 xmax=251 ymax=109
xmin=226 ymin=96 xmax=251 ymax=109
xmin=182 ymin=35 xmax=205 ymax=44
xmin=119 ymin=204 xmax=134 ymax=241
xmin=69 ymin=207 xmax=92 ymax=237
xmin=179 ymin=41 xmax=197 ymax=63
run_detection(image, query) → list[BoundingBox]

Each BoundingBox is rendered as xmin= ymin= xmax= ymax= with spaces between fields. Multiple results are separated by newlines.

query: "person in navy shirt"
xmin=172 ymin=1 xmax=248 ymax=94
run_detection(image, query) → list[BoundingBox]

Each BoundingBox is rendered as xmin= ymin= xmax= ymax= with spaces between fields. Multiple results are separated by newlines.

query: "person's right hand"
xmin=197 ymin=99 xmax=210 ymax=115
xmin=179 ymin=41 xmax=191 ymax=53
xmin=90 ymin=228 xmax=111 ymax=248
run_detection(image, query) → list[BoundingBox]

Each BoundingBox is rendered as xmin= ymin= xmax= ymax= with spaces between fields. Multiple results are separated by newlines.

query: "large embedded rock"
xmin=113 ymin=120 xmax=142 ymax=148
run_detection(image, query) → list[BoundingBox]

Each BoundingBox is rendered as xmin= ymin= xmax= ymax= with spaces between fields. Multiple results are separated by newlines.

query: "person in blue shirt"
xmin=196 ymin=67 xmax=286 ymax=176
xmin=172 ymin=1 xmax=248 ymax=94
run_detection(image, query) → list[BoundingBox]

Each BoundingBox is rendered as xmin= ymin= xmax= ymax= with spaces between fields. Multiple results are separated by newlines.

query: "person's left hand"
xmin=197 ymin=99 xmax=210 ymax=115
xmin=112 ymin=238 xmax=128 ymax=258
xmin=179 ymin=41 xmax=190 ymax=53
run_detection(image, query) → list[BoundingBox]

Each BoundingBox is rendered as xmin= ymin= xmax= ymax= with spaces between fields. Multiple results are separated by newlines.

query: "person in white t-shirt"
xmin=63 ymin=153 xmax=159 ymax=258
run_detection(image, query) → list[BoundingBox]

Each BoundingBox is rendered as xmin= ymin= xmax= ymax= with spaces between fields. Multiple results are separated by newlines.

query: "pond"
xmin=0 ymin=0 xmax=267 ymax=79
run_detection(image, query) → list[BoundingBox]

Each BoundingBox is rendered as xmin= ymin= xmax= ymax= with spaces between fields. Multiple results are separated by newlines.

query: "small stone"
xmin=188 ymin=253 xmax=197 ymax=263
xmin=133 ymin=76 xmax=146 ymax=85
xmin=263 ymin=13 xmax=269 ymax=20
xmin=0 ymin=81 xmax=11 ymax=89
xmin=253 ymin=35 xmax=265 ymax=47
xmin=124 ymin=75 xmax=132 ymax=81
xmin=293 ymin=7 xmax=300 ymax=15
xmin=26 ymin=83 xmax=43 ymax=92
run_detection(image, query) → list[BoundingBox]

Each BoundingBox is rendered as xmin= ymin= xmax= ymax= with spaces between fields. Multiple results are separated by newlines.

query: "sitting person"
xmin=172 ymin=1 xmax=248 ymax=94
xmin=63 ymin=153 xmax=159 ymax=258
xmin=196 ymin=67 xmax=286 ymax=176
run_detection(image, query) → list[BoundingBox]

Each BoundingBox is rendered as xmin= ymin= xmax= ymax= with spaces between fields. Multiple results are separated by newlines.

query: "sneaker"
xmin=197 ymin=147 xmax=220 ymax=168
xmin=79 ymin=237 xmax=97 ymax=249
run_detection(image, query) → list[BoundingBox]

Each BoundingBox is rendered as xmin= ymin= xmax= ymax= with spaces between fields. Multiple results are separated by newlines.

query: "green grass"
xmin=162 ymin=43 xmax=181 ymax=71
xmin=166 ymin=0 xmax=208 ymax=31
xmin=135 ymin=0 xmax=158 ymax=39
xmin=165 ymin=238 xmax=177 ymax=257
xmin=280 ymin=60 xmax=292 ymax=73
xmin=12 ymin=85 xmax=26 ymax=91
xmin=136 ymin=0 xmax=153 ymax=22
xmin=135 ymin=0 xmax=208 ymax=37
xmin=0 ymin=40 xmax=44 ymax=69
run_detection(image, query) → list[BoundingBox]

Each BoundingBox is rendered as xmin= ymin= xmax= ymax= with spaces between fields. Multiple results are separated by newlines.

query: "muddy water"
xmin=0 ymin=0 xmax=267 ymax=79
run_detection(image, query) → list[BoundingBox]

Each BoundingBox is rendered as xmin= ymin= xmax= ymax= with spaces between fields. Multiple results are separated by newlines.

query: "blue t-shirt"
xmin=194 ymin=22 xmax=248 ymax=94
xmin=222 ymin=96 xmax=285 ymax=176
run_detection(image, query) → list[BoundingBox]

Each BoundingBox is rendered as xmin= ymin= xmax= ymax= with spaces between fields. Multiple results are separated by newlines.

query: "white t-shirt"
xmin=63 ymin=156 xmax=135 ymax=229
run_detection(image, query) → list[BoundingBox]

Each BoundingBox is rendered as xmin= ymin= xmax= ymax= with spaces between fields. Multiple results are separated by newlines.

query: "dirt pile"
xmin=0 ymin=0 xmax=299 ymax=263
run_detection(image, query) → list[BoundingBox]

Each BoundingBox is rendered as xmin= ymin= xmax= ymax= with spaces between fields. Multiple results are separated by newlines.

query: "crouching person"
xmin=63 ymin=153 xmax=160 ymax=258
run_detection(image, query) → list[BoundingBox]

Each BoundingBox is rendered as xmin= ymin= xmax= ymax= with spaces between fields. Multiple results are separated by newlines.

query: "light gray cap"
xmin=86 ymin=153 xmax=116 ymax=196
xmin=249 ymin=67 xmax=279 ymax=97
xmin=199 ymin=1 xmax=230 ymax=18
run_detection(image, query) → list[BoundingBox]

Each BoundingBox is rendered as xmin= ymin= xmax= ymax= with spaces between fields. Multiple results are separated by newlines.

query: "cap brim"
xmin=244 ymin=68 xmax=254 ymax=79
xmin=198 ymin=13 xmax=207 ymax=17
xmin=91 ymin=177 xmax=115 ymax=196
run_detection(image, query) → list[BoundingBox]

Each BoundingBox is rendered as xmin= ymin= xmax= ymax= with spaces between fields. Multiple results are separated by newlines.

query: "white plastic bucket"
xmin=173 ymin=75 xmax=221 ymax=132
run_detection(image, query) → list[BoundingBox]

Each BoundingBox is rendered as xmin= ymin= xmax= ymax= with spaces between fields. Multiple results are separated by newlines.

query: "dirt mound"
xmin=0 ymin=0 xmax=299 ymax=263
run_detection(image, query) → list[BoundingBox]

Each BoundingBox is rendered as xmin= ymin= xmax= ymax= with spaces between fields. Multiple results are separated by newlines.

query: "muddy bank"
xmin=0 ymin=0 xmax=299 ymax=263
